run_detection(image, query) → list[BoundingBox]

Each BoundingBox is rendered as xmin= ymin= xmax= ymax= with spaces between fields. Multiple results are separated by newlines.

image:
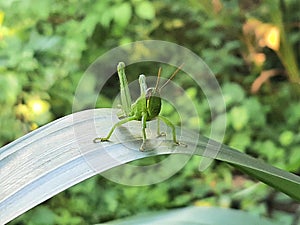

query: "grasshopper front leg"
xmin=93 ymin=116 xmax=137 ymax=143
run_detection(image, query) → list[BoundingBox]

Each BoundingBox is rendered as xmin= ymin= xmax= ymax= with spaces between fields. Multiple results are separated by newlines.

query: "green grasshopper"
xmin=93 ymin=62 xmax=184 ymax=151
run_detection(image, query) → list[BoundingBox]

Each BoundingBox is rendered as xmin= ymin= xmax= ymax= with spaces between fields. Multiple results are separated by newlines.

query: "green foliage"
xmin=1 ymin=0 xmax=299 ymax=224
xmin=135 ymin=1 xmax=155 ymax=20
xmin=102 ymin=206 xmax=279 ymax=225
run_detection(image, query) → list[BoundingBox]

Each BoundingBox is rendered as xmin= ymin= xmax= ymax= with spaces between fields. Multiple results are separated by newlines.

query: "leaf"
xmin=229 ymin=132 xmax=251 ymax=152
xmin=114 ymin=2 xmax=132 ymax=27
xmin=100 ymin=206 xmax=279 ymax=225
xmin=279 ymin=130 xmax=294 ymax=146
xmin=0 ymin=74 xmax=20 ymax=104
xmin=135 ymin=1 xmax=155 ymax=20
xmin=229 ymin=106 xmax=249 ymax=131
xmin=0 ymin=108 xmax=299 ymax=224
xmin=29 ymin=206 xmax=56 ymax=225
xmin=222 ymin=83 xmax=245 ymax=106
xmin=28 ymin=31 xmax=61 ymax=51
xmin=244 ymin=97 xmax=266 ymax=127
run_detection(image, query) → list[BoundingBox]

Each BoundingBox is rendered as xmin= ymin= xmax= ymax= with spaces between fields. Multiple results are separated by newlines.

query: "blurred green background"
xmin=1 ymin=0 xmax=299 ymax=224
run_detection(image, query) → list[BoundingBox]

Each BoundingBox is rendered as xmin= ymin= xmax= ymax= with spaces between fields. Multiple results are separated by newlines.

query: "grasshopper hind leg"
xmin=157 ymin=115 xmax=187 ymax=147
xmin=156 ymin=118 xmax=166 ymax=137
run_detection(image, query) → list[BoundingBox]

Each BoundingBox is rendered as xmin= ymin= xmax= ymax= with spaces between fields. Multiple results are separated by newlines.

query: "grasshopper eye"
xmin=146 ymin=88 xmax=160 ymax=99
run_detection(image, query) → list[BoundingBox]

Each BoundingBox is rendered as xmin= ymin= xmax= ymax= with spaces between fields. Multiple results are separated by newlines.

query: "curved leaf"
xmin=0 ymin=109 xmax=299 ymax=224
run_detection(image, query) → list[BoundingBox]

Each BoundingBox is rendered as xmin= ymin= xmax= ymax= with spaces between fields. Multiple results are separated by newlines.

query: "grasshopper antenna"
xmin=159 ymin=63 xmax=184 ymax=91
xmin=155 ymin=67 xmax=162 ymax=90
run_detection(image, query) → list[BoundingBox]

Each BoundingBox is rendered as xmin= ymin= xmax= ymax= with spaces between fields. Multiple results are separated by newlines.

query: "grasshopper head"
xmin=145 ymin=64 xmax=183 ymax=119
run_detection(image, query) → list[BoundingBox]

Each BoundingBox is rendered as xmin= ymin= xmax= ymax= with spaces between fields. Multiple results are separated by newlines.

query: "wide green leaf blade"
xmin=0 ymin=108 xmax=299 ymax=224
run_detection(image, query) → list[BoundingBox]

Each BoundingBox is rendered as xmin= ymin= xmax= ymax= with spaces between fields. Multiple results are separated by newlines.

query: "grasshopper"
xmin=93 ymin=62 xmax=184 ymax=151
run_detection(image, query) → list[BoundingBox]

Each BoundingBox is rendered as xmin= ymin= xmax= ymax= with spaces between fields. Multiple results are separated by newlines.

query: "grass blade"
xmin=0 ymin=108 xmax=299 ymax=224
